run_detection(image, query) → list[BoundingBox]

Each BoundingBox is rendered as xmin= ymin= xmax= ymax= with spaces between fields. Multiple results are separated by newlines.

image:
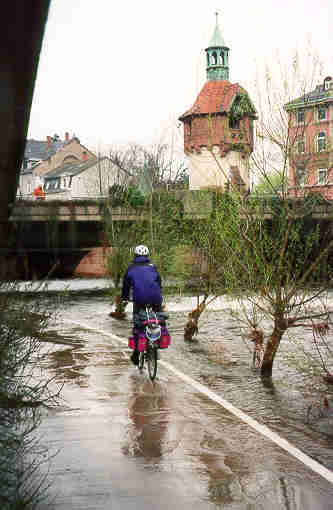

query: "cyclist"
xmin=121 ymin=245 xmax=163 ymax=365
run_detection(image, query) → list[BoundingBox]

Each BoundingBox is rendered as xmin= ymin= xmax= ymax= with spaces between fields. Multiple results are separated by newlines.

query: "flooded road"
xmin=32 ymin=283 xmax=333 ymax=509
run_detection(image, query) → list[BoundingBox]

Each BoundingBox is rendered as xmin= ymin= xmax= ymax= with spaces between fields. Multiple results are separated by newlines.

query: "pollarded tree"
xmin=211 ymin=190 xmax=333 ymax=377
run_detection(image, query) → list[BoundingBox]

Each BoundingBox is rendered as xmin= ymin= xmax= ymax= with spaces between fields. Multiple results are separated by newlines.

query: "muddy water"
xmin=32 ymin=281 xmax=333 ymax=509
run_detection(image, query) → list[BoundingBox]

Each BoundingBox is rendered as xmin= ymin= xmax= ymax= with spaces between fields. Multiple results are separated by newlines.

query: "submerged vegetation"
xmin=0 ymin=284 xmax=60 ymax=509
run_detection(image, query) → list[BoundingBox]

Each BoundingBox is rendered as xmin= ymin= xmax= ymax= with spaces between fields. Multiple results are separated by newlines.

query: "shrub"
xmin=0 ymin=283 xmax=60 ymax=509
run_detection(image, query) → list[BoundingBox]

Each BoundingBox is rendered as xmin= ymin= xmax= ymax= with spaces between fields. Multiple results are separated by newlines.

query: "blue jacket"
xmin=121 ymin=256 xmax=162 ymax=306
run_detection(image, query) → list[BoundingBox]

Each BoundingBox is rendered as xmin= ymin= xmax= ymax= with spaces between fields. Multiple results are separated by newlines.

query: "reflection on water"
xmin=122 ymin=376 xmax=169 ymax=461
xmin=23 ymin=280 xmax=333 ymax=508
xmin=46 ymin=341 xmax=90 ymax=387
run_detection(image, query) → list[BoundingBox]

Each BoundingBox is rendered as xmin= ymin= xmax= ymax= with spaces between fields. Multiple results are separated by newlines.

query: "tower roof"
xmin=179 ymin=81 xmax=238 ymax=119
xmin=207 ymin=12 xmax=228 ymax=49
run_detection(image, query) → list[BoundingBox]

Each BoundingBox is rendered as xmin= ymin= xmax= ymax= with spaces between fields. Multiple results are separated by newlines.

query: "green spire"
xmin=208 ymin=11 xmax=227 ymax=47
xmin=205 ymin=11 xmax=229 ymax=81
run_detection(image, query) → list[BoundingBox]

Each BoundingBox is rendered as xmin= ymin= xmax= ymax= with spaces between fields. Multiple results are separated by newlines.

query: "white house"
xmin=43 ymin=157 xmax=126 ymax=200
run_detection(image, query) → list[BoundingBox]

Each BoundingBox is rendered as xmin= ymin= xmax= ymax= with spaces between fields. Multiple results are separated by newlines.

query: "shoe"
xmin=131 ymin=351 xmax=139 ymax=366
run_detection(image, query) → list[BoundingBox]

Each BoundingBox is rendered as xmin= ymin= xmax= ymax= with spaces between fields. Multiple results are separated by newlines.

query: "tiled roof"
xmin=179 ymin=81 xmax=239 ymax=119
xmin=44 ymin=157 xmax=108 ymax=180
xmin=24 ymin=139 xmax=64 ymax=161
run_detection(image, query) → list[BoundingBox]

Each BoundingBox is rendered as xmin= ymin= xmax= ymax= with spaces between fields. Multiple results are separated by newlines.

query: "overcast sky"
xmin=27 ymin=0 xmax=333 ymax=152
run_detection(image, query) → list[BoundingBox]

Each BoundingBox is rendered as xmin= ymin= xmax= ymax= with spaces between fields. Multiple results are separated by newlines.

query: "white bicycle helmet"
xmin=134 ymin=244 xmax=149 ymax=256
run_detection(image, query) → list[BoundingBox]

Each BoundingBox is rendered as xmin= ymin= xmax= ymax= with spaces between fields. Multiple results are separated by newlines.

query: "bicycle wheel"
xmin=138 ymin=351 xmax=145 ymax=371
xmin=147 ymin=345 xmax=157 ymax=380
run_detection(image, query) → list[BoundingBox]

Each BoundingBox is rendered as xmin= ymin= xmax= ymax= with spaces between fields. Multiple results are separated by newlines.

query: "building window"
xmin=297 ymin=110 xmax=305 ymax=124
xmin=297 ymin=167 xmax=307 ymax=186
xmin=317 ymin=132 xmax=326 ymax=152
xmin=297 ymin=138 xmax=305 ymax=154
xmin=317 ymin=105 xmax=327 ymax=121
xmin=318 ymin=168 xmax=327 ymax=185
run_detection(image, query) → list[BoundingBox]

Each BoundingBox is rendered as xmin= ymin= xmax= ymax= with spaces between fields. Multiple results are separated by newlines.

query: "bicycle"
xmin=129 ymin=306 xmax=171 ymax=381
xmin=138 ymin=325 xmax=160 ymax=380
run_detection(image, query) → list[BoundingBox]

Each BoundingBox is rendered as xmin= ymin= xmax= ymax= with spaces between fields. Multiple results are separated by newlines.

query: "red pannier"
xmin=159 ymin=326 xmax=171 ymax=349
xmin=128 ymin=334 xmax=147 ymax=351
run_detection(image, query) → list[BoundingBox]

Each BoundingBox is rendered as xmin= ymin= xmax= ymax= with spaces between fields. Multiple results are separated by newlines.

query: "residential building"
xmin=17 ymin=133 xmax=96 ymax=198
xmin=179 ymin=13 xmax=256 ymax=191
xmin=22 ymin=133 xmax=65 ymax=170
xmin=43 ymin=157 xmax=126 ymax=200
xmin=285 ymin=76 xmax=333 ymax=198
xmin=18 ymin=134 xmax=64 ymax=197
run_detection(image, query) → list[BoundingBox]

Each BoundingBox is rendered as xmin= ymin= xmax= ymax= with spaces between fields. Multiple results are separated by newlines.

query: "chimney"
xmin=65 ymin=132 xmax=69 ymax=142
xmin=46 ymin=135 xmax=51 ymax=149
xmin=82 ymin=151 xmax=87 ymax=161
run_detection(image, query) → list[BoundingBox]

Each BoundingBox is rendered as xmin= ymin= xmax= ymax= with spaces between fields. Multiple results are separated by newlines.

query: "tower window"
xmin=324 ymin=77 xmax=332 ymax=90
xmin=212 ymin=52 xmax=217 ymax=65
xmin=229 ymin=117 xmax=240 ymax=129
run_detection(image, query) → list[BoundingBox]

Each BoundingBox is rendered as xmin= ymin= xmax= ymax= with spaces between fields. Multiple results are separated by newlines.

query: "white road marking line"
xmin=64 ymin=320 xmax=125 ymax=344
xmin=64 ymin=319 xmax=333 ymax=485
xmin=160 ymin=360 xmax=333 ymax=485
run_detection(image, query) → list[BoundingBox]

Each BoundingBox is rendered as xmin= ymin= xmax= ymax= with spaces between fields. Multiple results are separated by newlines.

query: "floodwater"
xmin=26 ymin=279 xmax=333 ymax=509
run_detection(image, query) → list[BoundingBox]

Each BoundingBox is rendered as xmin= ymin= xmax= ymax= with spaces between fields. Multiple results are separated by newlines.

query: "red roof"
xmin=180 ymin=80 xmax=239 ymax=119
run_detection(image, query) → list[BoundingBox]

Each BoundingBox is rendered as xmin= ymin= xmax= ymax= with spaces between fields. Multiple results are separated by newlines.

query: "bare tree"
xmin=183 ymin=49 xmax=333 ymax=380
xmin=107 ymin=142 xmax=188 ymax=191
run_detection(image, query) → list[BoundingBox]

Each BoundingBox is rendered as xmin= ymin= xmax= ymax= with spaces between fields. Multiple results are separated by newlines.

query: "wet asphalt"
xmin=36 ymin=297 xmax=333 ymax=510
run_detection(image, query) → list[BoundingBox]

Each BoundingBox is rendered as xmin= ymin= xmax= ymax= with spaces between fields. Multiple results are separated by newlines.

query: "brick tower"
xmin=179 ymin=13 xmax=256 ymax=192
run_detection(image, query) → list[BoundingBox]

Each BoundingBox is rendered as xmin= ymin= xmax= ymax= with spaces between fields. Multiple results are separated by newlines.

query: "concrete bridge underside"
xmin=0 ymin=1 xmax=51 ymax=251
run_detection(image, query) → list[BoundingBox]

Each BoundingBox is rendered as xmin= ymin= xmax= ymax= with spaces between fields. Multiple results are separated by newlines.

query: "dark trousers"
xmin=133 ymin=302 xmax=162 ymax=315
